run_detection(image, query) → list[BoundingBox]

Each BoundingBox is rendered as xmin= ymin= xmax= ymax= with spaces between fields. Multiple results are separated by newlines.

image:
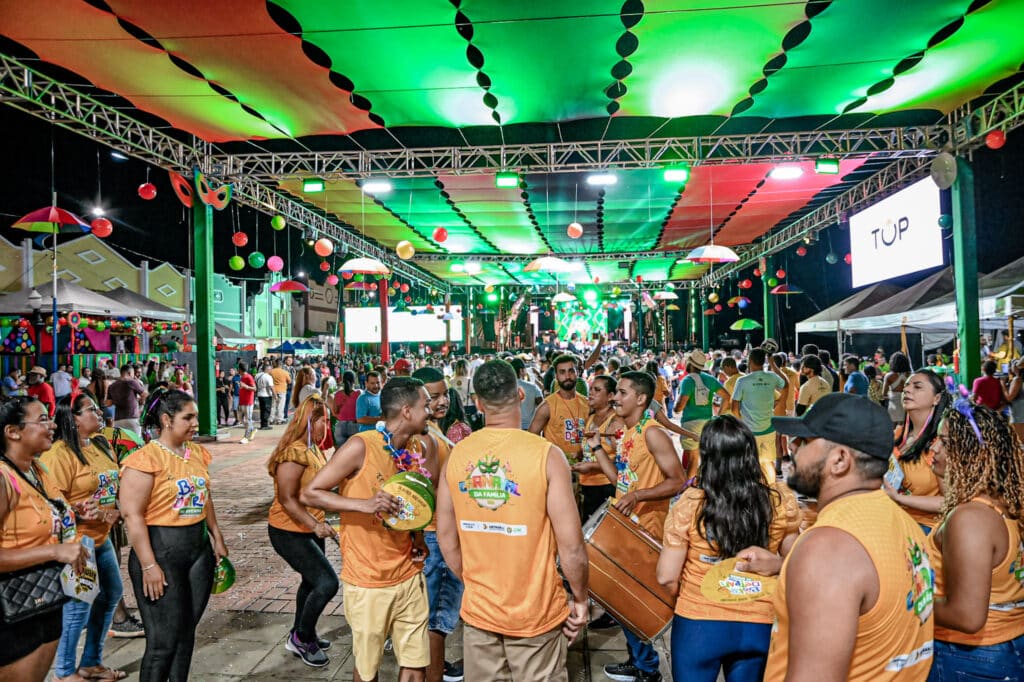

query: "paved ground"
xmin=57 ymin=421 xmax=674 ymax=680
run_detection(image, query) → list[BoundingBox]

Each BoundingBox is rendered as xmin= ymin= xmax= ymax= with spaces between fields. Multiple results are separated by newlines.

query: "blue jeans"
xmin=928 ymin=633 xmax=1024 ymax=682
xmin=671 ymin=616 xmax=771 ymax=682
xmin=621 ymin=621 xmax=660 ymax=673
xmin=423 ymin=531 xmax=464 ymax=635
xmin=55 ymin=537 xmax=123 ymax=676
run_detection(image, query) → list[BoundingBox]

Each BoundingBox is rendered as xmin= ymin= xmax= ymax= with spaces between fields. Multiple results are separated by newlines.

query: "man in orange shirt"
xmin=269 ymin=359 xmax=292 ymax=424
xmin=529 ymin=354 xmax=589 ymax=464
xmin=302 ymin=377 xmax=437 ymax=682
xmin=436 ymin=359 xmax=588 ymax=681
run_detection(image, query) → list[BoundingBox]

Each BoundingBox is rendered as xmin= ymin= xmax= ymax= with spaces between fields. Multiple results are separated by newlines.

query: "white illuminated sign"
xmin=343 ymin=306 xmax=463 ymax=344
xmin=849 ymin=178 xmax=944 ymax=287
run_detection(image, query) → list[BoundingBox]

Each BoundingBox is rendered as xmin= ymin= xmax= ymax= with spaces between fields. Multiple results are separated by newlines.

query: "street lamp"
xmin=27 ymin=288 xmax=44 ymax=366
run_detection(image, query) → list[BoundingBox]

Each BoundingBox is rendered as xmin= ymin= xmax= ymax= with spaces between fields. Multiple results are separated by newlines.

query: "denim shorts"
xmin=928 ymin=632 xmax=1024 ymax=682
xmin=423 ymin=531 xmax=464 ymax=635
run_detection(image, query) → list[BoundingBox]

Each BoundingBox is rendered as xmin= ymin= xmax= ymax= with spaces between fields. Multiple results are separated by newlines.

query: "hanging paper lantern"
xmin=90 ymin=217 xmax=113 ymax=238
xmin=708 ymin=293 xmax=719 ymax=303
xmin=484 ymin=284 xmax=495 ymax=293
xmin=353 ymin=273 xmax=364 ymax=282
xmin=326 ymin=274 xmax=339 ymax=286
xmin=737 ymin=298 xmax=750 ymax=309
xmin=796 ymin=246 xmax=807 ymax=257
xmin=396 ymin=240 xmax=415 ymax=260
xmin=314 ymin=238 xmax=333 ymax=257
xmin=404 ymin=296 xmax=412 ymax=303
xmin=228 ymin=255 xmax=244 ymax=271
xmin=388 ymin=288 xmax=397 ymax=297
xmin=95 ymin=322 xmax=106 ymax=332
xmin=753 ymin=268 xmax=761 ymax=277
xmin=844 ymin=253 xmax=852 ymax=265
xmin=567 ymin=222 xmax=584 ymax=239
xmin=137 ymin=182 xmax=157 ymax=200
xmin=248 ymin=251 xmax=266 ymax=268
xmin=433 ymin=227 xmax=448 ymax=243
xmin=400 ymin=283 xmax=410 ymax=293
xmin=271 ymin=215 xmax=286 ymax=231
xmin=231 ymin=232 xmax=248 ymax=247
xmin=767 ymin=277 xmax=778 ymax=287
xmin=985 ymin=130 xmax=1006 ymax=149
xmin=825 ymin=252 xmax=838 ymax=265
xmin=636 ymin=275 xmax=643 ymax=283
xmin=776 ymin=269 xmax=786 ymax=278
xmin=341 ymin=271 xmax=353 ymax=280
xmin=593 ymin=277 xmax=600 ymax=284
xmin=319 ymin=261 xmax=331 ymax=272
xmin=937 ymin=214 xmax=953 ymax=229
xmin=612 ymin=286 xmax=621 ymax=296
xmin=267 ymin=255 xmax=284 ymax=272
xmin=740 ymin=279 xmax=752 ymax=289
xmin=714 ymin=304 xmax=722 ymax=312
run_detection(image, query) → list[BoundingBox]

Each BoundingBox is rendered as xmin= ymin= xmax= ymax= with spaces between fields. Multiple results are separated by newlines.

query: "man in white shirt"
xmin=797 ymin=355 xmax=832 ymax=416
xmin=51 ymin=364 xmax=73 ymax=400
xmin=731 ymin=348 xmax=787 ymax=482
xmin=255 ymin=363 xmax=275 ymax=430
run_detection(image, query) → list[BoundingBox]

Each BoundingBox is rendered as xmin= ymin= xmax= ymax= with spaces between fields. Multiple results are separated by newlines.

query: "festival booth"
xmin=795 ymin=282 xmax=903 ymax=351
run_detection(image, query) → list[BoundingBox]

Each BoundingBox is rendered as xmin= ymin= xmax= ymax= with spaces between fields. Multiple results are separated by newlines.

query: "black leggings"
xmin=129 ymin=523 xmax=214 ymax=682
xmin=267 ymin=525 xmax=339 ymax=642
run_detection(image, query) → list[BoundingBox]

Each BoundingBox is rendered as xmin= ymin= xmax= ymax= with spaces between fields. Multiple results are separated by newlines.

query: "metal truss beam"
xmin=412 ymin=249 xmax=689 ymax=264
xmin=215 ymin=127 xmax=948 ymax=181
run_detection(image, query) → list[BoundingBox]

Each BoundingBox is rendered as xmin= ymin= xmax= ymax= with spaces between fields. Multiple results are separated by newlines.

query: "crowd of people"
xmin=0 ymin=336 xmax=1022 ymax=682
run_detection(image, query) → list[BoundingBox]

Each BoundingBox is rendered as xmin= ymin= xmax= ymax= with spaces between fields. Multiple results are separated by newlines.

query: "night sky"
xmin=2 ymin=104 xmax=1021 ymax=349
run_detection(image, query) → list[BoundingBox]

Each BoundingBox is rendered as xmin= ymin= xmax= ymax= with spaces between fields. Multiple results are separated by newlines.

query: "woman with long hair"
xmin=0 ymin=397 xmax=89 ymax=682
xmin=331 ymin=370 xmax=361 ymax=447
xmin=440 ymin=387 xmax=473 ymax=442
xmin=926 ymin=403 xmax=1024 ymax=680
xmin=883 ymin=351 xmax=913 ymax=425
xmin=267 ymin=396 xmax=339 ymax=667
xmin=884 ymin=370 xmax=949 ymax=533
xmin=291 ymin=367 xmax=318 ymax=410
xmin=42 ymin=394 xmax=126 ymax=681
xmin=168 ymin=367 xmax=192 ymax=397
xmin=657 ymin=415 xmax=800 ymax=682
xmin=118 ymin=389 xmax=228 ymax=682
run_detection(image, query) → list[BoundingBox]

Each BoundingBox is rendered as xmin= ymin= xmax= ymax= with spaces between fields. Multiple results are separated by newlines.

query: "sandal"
xmin=78 ymin=666 xmax=127 ymax=681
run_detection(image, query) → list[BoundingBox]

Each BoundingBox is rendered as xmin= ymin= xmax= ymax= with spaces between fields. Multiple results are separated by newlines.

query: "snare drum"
xmin=583 ymin=500 xmax=674 ymax=642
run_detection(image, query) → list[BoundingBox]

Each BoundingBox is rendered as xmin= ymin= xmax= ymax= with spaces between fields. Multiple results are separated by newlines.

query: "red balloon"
xmin=314 ymin=238 xmax=333 ymax=257
xmin=404 ymin=296 xmax=412 ymax=303
xmin=319 ymin=261 xmax=331 ymax=271
xmin=433 ymin=227 xmax=448 ymax=243
xmin=231 ymin=231 xmax=248 ymax=247
xmin=752 ymin=268 xmax=761 ymax=277
xmin=796 ymin=246 xmax=807 ymax=257
xmin=776 ymin=269 xmax=786 ymax=278
xmin=844 ymin=253 xmax=852 ymax=265
xmin=740 ymin=279 xmax=752 ymax=289
xmin=341 ymin=271 xmax=353 ymax=280
xmin=985 ymin=130 xmax=1006 ymax=149
xmin=400 ymin=283 xmax=410 ymax=293
xmin=326 ymin=274 xmax=339 ymax=286
xmin=138 ymin=182 xmax=157 ymax=200
xmin=90 ymin=217 xmax=113 ymax=238
xmin=593 ymin=277 xmax=600 ymax=284
xmin=714 ymin=304 xmax=723 ymax=312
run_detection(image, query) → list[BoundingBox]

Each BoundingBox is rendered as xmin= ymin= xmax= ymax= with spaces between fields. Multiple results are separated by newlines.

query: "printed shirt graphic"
xmin=41 ymin=440 xmax=120 ymax=544
xmin=613 ymin=418 xmax=669 ymax=540
xmin=541 ymin=393 xmax=589 ymax=461
xmin=121 ymin=441 xmax=213 ymax=527
xmin=0 ymin=461 xmax=75 ymax=549
xmin=764 ymin=490 xmax=934 ymax=682
xmin=447 ymin=428 xmax=569 ymax=638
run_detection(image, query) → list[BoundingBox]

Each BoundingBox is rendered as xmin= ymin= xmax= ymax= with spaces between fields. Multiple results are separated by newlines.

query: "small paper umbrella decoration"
xmin=13 ymin=206 xmax=90 ymax=234
xmin=433 ymin=227 xmax=448 ymax=243
xmin=727 ymin=296 xmax=750 ymax=306
xmin=666 ymin=304 xmax=680 ymax=310
xmin=228 ymin=255 xmax=244 ymax=271
xmin=703 ymin=308 xmax=717 ymax=316
xmin=653 ymin=291 xmax=678 ymax=300
xmin=319 ymin=261 xmax=331 ymax=272
xmin=524 ymin=256 xmax=574 ymax=273
xmin=314 ymin=238 xmax=333 ymax=257
xmin=396 ymin=240 xmax=415 ymax=260
xmin=271 ymin=215 xmax=286 ymax=230
xmin=686 ymin=244 xmax=739 ymax=263
xmin=770 ymin=284 xmax=804 ymax=295
xmin=339 ymin=257 xmax=390 ymax=275
xmin=90 ymin=217 xmax=113 ymax=238
xmin=270 ymin=280 xmax=310 ymax=293
xmin=266 ymin=255 xmax=284 ymax=272
xmin=730 ymin=318 xmax=763 ymax=331
xmin=248 ymin=251 xmax=266 ymax=268
xmin=231 ymin=231 xmax=248 ymax=247
xmin=567 ymin=222 xmax=583 ymax=239
xmin=138 ymin=182 xmax=157 ymax=200
xmin=326 ymin=274 xmax=339 ymax=286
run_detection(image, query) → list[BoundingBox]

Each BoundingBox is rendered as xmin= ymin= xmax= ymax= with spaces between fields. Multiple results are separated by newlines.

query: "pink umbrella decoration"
xmin=270 ymin=280 xmax=309 ymax=293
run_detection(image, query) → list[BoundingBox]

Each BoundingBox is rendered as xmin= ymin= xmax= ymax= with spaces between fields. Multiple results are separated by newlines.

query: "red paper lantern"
xmin=796 ymin=246 xmax=807 ymax=257
xmin=740 ymin=279 xmax=752 ymax=289
xmin=90 ymin=217 xmax=113 ymax=238
xmin=404 ymin=296 xmax=412 ymax=303
xmin=314 ymin=238 xmax=333 ymax=257
xmin=326 ymin=274 xmax=339 ymax=286
xmin=714 ymin=304 xmax=723 ymax=312
xmin=433 ymin=227 xmax=448 ymax=243
xmin=636 ymin=275 xmax=643 ymax=283
xmin=400 ymin=283 xmax=410 ymax=293
xmin=776 ymin=269 xmax=786 ymax=278
xmin=753 ymin=268 xmax=761 ymax=277
xmin=844 ymin=253 xmax=852 ymax=265
xmin=593 ymin=277 xmax=600 ymax=284
xmin=341 ymin=271 xmax=353 ymax=280
xmin=319 ymin=261 xmax=330 ymax=272
xmin=567 ymin=222 xmax=584 ymax=239
xmin=231 ymin=231 xmax=248 ymax=247
xmin=138 ymin=182 xmax=157 ymax=200
xmin=985 ymin=130 xmax=1006 ymax=149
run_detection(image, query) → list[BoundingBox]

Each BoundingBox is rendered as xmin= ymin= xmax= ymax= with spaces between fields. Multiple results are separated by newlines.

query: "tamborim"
xmin=381 ymin=471 xmax=435 ymax=531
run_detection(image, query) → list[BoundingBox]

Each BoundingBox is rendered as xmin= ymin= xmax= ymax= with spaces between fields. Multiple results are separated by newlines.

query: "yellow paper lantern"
xmin=708 ymin=292 xmax=719 ymax=303
xmin=396 ymin=240 xmax=415 ymax=260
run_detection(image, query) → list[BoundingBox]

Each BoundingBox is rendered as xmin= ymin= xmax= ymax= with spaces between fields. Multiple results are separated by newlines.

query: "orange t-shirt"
xmin=447 ymin=428 xmax=568 ymax=638
xmin=765 ymin=490 xmax=935 ymax=682
xmin=578 ymin=411 xmax=615 ymax=488
xmin=929 ymin=498 xmax=1024 ymax=646
xmin=895 ymin=454 xmax=942 ymax=529
xmin=41 ymin=440 xmax=119 ymax=544
xmin=663 ymin=484 xmax=800 ymax=623
xmin=541 ymin=392 xmax=589 ymax=462
xmin=120 ymin=441 xmax=213 ymax=527
xmin=337 ymin=430 xmax=421 ymax=588
xmin=1 ymin=460 xmax=76 ymax=549
xmin=613 ymin=418 xmax=669 ymax=540
xmin=267 ymin=442 xmax=327 ymax=533
xmin=423 ymin=423 xmax=452 ymax=533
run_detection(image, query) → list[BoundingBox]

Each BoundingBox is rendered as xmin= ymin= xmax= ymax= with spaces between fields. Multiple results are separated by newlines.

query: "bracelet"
xmin=142 ymin=563 xmax=156 ymax=572
xmin=591 ymin=444 xmax=603 ymax=453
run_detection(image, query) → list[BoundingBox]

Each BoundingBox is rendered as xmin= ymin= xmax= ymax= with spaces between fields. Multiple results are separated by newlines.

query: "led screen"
xmin=849 ymin=177 xmax=944 ymax=287
xmin=343 ymin=306 xmax=463 ymax=344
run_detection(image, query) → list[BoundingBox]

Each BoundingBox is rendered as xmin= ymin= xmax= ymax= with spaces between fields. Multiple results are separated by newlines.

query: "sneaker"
xmin=443 ymin=659 xmax=464 ymax=682
xmin=636 ymin=672 xmax=662 ymax=682
xmin=285 ymin=631 xmax=329 ymax=667
xmin=604 ymin=661 xmax=639 ymax=681
xmin=239 ymin=438 xmax=249 ymax=444
xmin=589 ymin=612 xmax=618 ymax=629
xmin=109 ymin=614 xmax=144 ymax=638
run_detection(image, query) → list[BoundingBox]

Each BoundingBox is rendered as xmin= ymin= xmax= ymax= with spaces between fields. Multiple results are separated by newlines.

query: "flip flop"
xmin=78 ymin=666 xmax=127 ymax=681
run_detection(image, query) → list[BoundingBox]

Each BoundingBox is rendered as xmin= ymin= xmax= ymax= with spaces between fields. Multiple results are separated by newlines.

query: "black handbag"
xmin=0 ymin=561 xmax=67 ymax=623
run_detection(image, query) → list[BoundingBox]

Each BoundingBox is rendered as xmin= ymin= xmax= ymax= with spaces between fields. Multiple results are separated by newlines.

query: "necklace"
xmin=618 ymin=409 xmax=651 ymax=439
xmin=155 ymin=439 xmax=192 ymax=461
xmin=375 ymin=422 xmax=430 ymax=479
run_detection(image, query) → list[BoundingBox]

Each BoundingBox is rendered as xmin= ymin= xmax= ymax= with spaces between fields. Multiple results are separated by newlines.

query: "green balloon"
xmin=248 ymin=251 xmax=266 ymax=268
xmin=228 ymin=255 xmax=245 ymax=271
xmin=767 ymin=277 xmax=778 ymax=287
xmin=270 ymin=215 xmax=286 ymax=231
xmin=353 ymin=273 xmax=364 ymax=282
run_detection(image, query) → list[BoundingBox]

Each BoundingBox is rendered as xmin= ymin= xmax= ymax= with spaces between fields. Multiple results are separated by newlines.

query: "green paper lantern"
xmin=248 ymin=251 xmax=266 ymax=268
xmin=95 ymin=322 xmax=106 ymax=332
xmin=354 ymin=273 xmax=364 ymax=282
xmin=270 ymin=215 xmax=286 ymax=231
xmin=767 ymin=277 xmax=778 ymax=287
xmin=228 ymin=255 xmax=245 ymax=271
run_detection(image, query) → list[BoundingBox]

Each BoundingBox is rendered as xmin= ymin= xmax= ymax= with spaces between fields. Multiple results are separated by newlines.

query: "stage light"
xmin=450 ymin=263 xmax=465 ymax=273
xmin=663 ymin=165 xmax=690 ymax=183
xmin=495 ymin=172 xmax=519 ymax=188
xmin=90 ymin=207 xmax=105 ymax=217
xmin=362 ymin=179 xmax=393 ymax=194
xmin=485 ymin=293 xmax=498 ymax=303
xmin=769 ymin=165 xmax=804 ymax=180
xmin=585 ymin=172 xmax=617 ymax=187
xmin=464 ymin=261 xmax=482 ymax=275
xmin=583 ymin=289 xmax=599 ymax=306
xmin=109 ymin=151 xmax=129 ymax=162
xmin=814 ymin=158 xmax=840 ymax=175
xmin=303 ymin=178 xmax=326 ymax=193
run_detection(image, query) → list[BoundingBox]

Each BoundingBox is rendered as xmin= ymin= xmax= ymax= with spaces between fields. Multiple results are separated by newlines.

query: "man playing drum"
xmin=589 ymin=370 xmax=687 ymax=682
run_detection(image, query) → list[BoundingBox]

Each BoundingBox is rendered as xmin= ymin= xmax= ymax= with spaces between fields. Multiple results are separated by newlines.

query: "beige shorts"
xmin=343 ymin=572 xmax=430 ymax=678
xmin=464 ymin=623 xmax=567 ymax=682
xmin=680 ymin=418 xmax=707 ymax=451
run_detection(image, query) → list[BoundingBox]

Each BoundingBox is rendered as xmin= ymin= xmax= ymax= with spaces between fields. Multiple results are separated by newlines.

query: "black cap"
xmin=772 ymin=393 xmax=893 ymax=460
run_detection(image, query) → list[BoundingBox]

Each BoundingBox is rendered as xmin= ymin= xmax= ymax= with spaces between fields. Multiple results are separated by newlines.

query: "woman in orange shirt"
xmin=657 ymin=415 xmax=801 ymax=682
xmin=267 ymin=396 xmax=339 ymax=668
xmin=0 ymin=397 xmax=89 ymax=682
xmin=119 ymin=389 xmax=228 ymax=682
xmin=926 ymin=403 xmax=1024 ymax=681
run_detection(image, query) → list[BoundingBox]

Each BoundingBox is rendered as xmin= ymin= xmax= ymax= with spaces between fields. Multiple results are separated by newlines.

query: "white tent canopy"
xmin=795 ymin=282 xmax=903 ymax=334
xmin=104 ymin=287 xmax=185 ymax=322
xmin=0 ymin=279 xmax=137 ymax=317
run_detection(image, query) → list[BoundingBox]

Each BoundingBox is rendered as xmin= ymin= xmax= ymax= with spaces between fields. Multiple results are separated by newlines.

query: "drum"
xmin=583 ymin=500 xmax=674 ymax=642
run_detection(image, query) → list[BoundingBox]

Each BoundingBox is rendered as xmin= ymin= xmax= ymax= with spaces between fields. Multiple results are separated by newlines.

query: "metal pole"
xmin=378 ymin=279 xmax=390 ymax=364
xmin=762 ymin=255 xmax=776 ymax=341
xmin=192 ymin=198 xmax=217 ymax=436
xmin=952 ymin=156 xmax=980 ymax=384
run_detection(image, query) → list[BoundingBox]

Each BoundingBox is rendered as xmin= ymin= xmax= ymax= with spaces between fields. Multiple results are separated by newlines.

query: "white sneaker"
xmin=240 ymin=438 xmax=249 ymax=444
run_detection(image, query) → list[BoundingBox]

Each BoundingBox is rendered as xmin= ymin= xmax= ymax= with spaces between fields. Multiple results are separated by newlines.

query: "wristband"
xmin=142 ymin=563 xmax=156 ymax=572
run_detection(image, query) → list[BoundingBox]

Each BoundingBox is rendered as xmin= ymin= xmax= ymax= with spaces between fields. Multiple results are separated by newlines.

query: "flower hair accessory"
xmin=945 ymin=376 xmax=983 ymax=444
xmin=376 ymin=421 xmax=431 ymax=479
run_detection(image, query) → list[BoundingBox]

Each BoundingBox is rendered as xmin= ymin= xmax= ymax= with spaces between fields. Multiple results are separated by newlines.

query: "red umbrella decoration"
xmin=270 ymin=280 xmax=310 ymax=293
